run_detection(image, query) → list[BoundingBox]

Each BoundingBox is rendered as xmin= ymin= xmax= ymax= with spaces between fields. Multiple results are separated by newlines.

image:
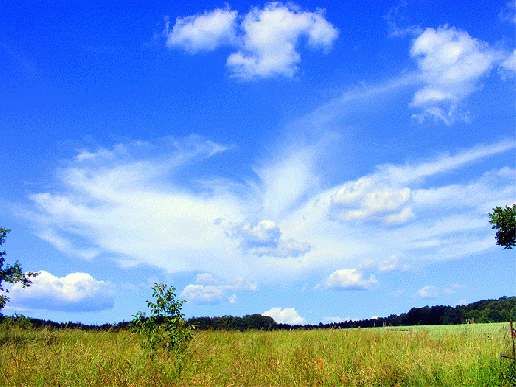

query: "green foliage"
xmin=1 ymin=313 xmax=33 ymax=330
xmin=189 ymin=314 xmax=277 ymax=331
xmin=0 ymin=228 xmax=38 ymax=310
xmin=131 ymin=283 xmax=192 ymax=352
xmin=489 ymin=204 xmax=516 ymax=249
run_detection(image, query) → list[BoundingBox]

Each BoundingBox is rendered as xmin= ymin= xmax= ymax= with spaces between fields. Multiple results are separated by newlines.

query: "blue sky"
xmin=1 ymin=0 xmax=514 ymax=325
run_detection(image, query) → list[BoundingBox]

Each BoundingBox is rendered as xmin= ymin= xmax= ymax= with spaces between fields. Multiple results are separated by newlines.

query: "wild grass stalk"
xmin=0 ymin=322 xmax=513 ymax=386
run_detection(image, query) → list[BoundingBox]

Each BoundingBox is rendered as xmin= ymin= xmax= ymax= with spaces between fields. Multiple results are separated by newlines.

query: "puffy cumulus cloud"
xmin=165 ymin=8 xmax=238 ymax=53
xmin=165 ymin=3 xmax=338 ymax=79
xmin=8 ymin=271 xmax=114 ymax=312
xmin=330 ymin=177 xmax=414 ymax=225
xmin=228 ymin=218 xmax=311 ymax=257
xmin=410 ymin=26 xmax=502 ymax=124
xmin=227 ymin=3 xmax=338 ymax=79
xmin=180 ymin=273 xmax=257 ymax=304
xmin=263 ymin=307 xmax=306 ymax=325
xmin=328 ymin=140 xmax=515 ymax=228
xmin=324 ymin=269 xmax=378 ymax=290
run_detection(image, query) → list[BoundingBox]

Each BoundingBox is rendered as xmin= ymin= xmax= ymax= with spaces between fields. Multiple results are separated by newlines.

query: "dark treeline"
xmin=277 ymin=296 xmax=515 ymax=331
xmin=0 ymin=316 xmax=133 ymax=331
xmin=1 ymin=296 xmax=513 ymax=331
xmin=189 ymin=297 xmax=515 ymax=331
xmin=188 ymin=314 xmax=277 ymax=331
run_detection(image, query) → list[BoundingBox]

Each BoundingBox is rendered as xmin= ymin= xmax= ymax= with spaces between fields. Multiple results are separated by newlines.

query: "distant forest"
xmin=189 ymin=296 xmax=515 ymax=331
xmin=1 ymin=296 xmax=514 ymax=331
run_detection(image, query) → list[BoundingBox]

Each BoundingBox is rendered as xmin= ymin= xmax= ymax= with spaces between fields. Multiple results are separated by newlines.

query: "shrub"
xmin=131 ymin=283 xmax=192 ymax=352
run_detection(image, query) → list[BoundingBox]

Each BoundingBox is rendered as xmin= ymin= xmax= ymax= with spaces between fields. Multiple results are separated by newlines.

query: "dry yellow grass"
xmin=0 ymin=322 xmax=513 ymax=386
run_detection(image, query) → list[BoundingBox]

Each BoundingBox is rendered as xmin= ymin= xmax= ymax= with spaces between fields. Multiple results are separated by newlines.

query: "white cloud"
xmin=27 ymin=136 xmax=245 ymax=275
xmin=165 ymin=3 xmax=338 ymax=79
xmin=180 ymin=284 xmax=228 ymax=304
xmin=379 ymin=256 xmax=399 ymax=272
xmin=499 ymin=1 xmax=516 ymax=24
xmin=416 ymin=285 xmax=440 ymax=299
xmin=23 ymin=132 xmax=514 ymax=285
xmin=229 ymin=218 xmax=311 ymax=257
xmin=257 ymin=148 xmax=321 ymax=219
xmin=330 ymin=178 xmax=413 ymax=224
xmin=263 ymin=307 xmax=306 ymax=324
xmin=37 ymin=228 xmax=100 ymax=260
xmin=227 ymin=3 xmax=338 ymax=79
xmin=412 ymin=167 xmax=516 ymax=213
xmin=383 ymin=1 xmax=423 ymax=38
xmin=382 ymin=140 xmax=515 ymax=184
xmin=410 ymin=26 xmax=501 ymax=124
xmin=443 ymin=283 xmax=465 ymax=295
xmin=358 ymin=258 xmax=377 ymax=269
xmin=8 ymin=271 xmax=114 ymax=312
xmin=165 ymin=8 xmax=238 ymax=53
xmin=500 ymin=48 xmax=516 ymax=76
xmin=180 ymin=273 xmax=257 ymax=304
xmin=324 ymin=269 xmax=378 ymax=290
xmin=416 ymin=283 xmax=467 ymax=299
xmin=194 ymin=272 xmax=220 ymax=286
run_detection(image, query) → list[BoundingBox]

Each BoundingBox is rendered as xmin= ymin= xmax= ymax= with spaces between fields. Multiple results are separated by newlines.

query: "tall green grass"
xmin=0 ymin=322 xmax=514 ymax=386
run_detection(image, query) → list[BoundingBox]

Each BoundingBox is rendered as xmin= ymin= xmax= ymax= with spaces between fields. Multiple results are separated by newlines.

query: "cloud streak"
xmin=21 ymin=24 xmax=515 ymax=285
xmin=24 ymin=132 xmax=514 ymax=286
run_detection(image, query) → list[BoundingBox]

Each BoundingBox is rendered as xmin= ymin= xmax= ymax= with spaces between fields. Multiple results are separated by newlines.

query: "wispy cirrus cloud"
xmin=19 ymin=19 xmax=515 ymax=286
xmin=499 ymin=1 xmax=516 ymax=24
xmin=27 ymin=135 xmax=245 ymax=274
xmin=23 ymin=134 xmax=514 ymax=285
xmin=500 ymin=48 xmax=516 ymax=76
xmin=165 ymin=2 xmax=339 ymax=79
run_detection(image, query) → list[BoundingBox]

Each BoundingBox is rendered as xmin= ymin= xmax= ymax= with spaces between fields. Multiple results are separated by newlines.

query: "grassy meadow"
xmin=0 ymin=321 xmax=514 ymax=386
